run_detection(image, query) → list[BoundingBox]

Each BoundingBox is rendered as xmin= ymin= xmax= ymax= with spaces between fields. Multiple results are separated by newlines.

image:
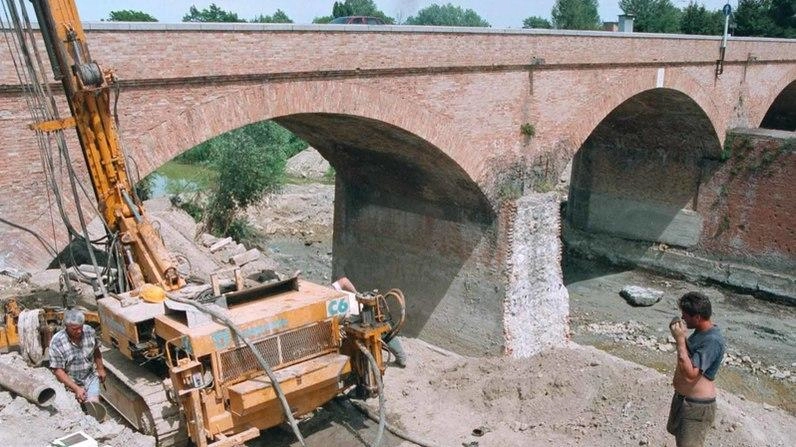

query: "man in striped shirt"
xmin=48 ymin=309 xmax=106 ymax=403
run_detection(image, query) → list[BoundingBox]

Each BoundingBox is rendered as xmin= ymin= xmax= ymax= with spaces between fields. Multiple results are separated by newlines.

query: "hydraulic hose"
xmin=355 ymin=340 xmax=385 ymax=447
xmin=166 ymin=292 xmax=306 ymax=447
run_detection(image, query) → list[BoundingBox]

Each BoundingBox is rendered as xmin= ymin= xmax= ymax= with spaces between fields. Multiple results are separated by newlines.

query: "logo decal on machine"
xmin=326 ymin=297 xmax=349 ymax=317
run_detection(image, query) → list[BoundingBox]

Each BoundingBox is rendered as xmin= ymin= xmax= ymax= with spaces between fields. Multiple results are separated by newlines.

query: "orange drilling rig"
xmin=0 ymin=1 xmax=405 ymax=446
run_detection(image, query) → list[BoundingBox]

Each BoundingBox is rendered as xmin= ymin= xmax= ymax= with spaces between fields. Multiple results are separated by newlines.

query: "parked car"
xmin=329 ymin=16 xmax=386 ymax=25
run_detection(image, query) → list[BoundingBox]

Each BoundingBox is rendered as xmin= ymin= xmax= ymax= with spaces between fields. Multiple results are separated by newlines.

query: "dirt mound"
xmin=366 ymin=338 xmax=795 ymax=446
xmin=285 ymin=147 xmax=330 ymax=179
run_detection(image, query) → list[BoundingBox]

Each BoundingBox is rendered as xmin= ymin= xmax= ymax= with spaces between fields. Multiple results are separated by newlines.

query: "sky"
xmin=74 ymin=1 xmax=738 ymax=28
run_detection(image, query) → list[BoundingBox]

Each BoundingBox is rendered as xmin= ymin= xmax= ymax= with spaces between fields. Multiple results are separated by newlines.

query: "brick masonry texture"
xmin=0 ymin=26 xmax=794 ymax=272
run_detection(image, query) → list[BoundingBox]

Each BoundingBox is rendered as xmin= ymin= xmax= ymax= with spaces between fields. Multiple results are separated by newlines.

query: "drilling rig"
xmin=0 ymin=1 xmax=404 ymax=445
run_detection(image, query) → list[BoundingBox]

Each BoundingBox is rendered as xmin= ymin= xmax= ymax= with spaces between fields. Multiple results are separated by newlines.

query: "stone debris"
xmin=584 ymin=321 xmax=795 ymax=382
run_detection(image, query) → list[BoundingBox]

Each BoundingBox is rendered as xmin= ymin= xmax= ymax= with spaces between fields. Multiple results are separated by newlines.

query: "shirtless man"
xmin=667 ymin=291 xmax=726 ymax=447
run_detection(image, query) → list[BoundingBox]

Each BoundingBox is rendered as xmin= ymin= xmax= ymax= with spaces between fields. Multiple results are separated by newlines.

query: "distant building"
xmin=603 ymin=14 xmax=634 ymax=33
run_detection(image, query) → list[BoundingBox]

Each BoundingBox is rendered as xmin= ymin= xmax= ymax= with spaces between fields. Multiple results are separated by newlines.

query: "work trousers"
xmin=666 ymin=392 xmax=716 ymax=447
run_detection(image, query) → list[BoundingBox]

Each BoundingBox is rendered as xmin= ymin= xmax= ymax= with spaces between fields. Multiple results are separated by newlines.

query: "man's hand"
xmin=96 ymin=366 xmax=106 ymax=384
xmin=74 ymin=386 xmax=87 ymax=403
xmin=669 ymin=317 xmax=686 ymax=340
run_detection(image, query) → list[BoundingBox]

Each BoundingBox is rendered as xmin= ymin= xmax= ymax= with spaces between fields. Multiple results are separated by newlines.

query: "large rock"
xmin=620 ymin=285 xmax=664 ymax=307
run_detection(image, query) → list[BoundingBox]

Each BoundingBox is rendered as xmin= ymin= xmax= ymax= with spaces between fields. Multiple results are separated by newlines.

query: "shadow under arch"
xmin=761 ymin=79 xmax=796 ymax=131
xmin=274 ymin=113 xmax=501 ymax=354
xmin=568 ymin=88 xmax=722 ymax=248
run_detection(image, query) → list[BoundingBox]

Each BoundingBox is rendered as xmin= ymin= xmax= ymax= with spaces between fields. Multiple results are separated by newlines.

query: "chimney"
xmin=618 ymin=14 xmax=634 ymax=32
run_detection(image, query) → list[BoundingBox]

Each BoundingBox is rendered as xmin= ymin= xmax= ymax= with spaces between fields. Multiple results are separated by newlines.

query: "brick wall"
xmin=696 ymin=129 xmax=795 ymax=271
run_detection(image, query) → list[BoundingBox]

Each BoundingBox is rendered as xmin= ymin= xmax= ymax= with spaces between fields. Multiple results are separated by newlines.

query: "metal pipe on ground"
xmin=0 ymin=361 xmax=56 ymax=406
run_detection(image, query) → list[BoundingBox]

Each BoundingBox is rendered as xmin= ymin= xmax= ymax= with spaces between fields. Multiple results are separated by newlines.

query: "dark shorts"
xmin=667 ymin=392 xmax=716 ymax=447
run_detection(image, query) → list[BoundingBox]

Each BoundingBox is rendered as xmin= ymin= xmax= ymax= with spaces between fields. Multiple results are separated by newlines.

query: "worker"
xmin=667 ymin=291 xmax=726 ymax=447
xmin=332 ymin=276 xmax=407 ymax=367
xmin=48 ymin=308 xmax=106 ymax=403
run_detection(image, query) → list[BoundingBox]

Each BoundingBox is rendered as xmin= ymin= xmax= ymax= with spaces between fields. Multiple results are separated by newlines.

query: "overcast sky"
xmin=75 ymin=1 xmax=737 ymax=28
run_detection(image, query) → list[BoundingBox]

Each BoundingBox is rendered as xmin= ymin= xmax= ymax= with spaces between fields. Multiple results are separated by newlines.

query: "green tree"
xmin=313 ymin=15 xmax=335 ymax=24
xmin=328 ymin=0 xmax=394 ymax=23
xmin=551 ymin=0 xmax=601 ymax=30
xmin=201 ymin=122 xmax=306 ymax=239
xmin=107 ymin=10 xmax=157 ymax=22
xmin=771 ymin=0 xmax=796 ymax=31
xmin=679 ymin=2 xmax=724 ymax=35
xmin=523 ymin=16 xmax=553 ymax=29
xmin=619 ymin=0 xmax=682 ymax=33
xmin=735 ymin=0 xmax=795 ymax=37
xmin=252 ymin=9 xmax=293 ymax=23
xmin=405 ymin=3 xmax=490 ymax=27
xmin=182 ymin=3 xmax=244 ymax=22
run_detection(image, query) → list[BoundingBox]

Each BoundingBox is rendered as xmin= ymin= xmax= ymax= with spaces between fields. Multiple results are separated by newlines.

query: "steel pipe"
xmin=0 ymin=361 xmax=56 ymax=406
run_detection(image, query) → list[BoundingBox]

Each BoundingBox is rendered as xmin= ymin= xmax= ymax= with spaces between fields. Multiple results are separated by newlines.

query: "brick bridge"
xmin=1 ymin=24 xmax=794 ymax=356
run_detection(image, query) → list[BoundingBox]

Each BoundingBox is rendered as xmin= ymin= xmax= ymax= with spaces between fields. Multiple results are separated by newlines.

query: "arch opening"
xmin=761 ymin=80 xmax=796 ymax=131
xmin=275 ymin=113 xmax=501 ymax=355
xmin=568 ymin=88 xmax=721 ymax=248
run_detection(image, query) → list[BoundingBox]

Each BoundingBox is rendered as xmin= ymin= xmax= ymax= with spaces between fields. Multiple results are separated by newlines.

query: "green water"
xmin=147 ymin=161 xmax=216 ymax=198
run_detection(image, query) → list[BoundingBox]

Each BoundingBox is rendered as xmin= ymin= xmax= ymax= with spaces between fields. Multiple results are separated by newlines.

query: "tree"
xmin=551 ymin=0 xmax=600 ymax=30
xmin=252 ymin=9 xmax=293 ymax=23
xmin=107 ymin=10 xmax=157 ymax=22
xmin=405 ymin=3 xmax=490 ymax=27
xmin=313 ymin=15 xmax=335 ymax=24
xmin=679 ymin=2 xmax=723 ymax=35
xmin=202 ymin=121 xmax=306 ymax=239
xmin=182 ymin=3 xmax=244 ymax=22
xmin=771 ymin=0 xmax=795 ymax=32
xmin=734 ymin=0 xmax=795 ymax=37
xmin=329 ymin=0 xmax=394 ymax=23
xmin=619 ymin=0 xmax=682 ymax=33
xmin=523 ymin=16 xmax=552 ymax=29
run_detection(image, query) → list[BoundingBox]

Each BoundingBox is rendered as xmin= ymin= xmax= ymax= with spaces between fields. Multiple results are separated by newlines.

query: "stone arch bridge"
xmin=1 ymin=24 xmax=794 ymax=356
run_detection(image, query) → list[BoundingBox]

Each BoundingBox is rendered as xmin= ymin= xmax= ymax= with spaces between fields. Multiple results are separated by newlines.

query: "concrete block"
xmin=230 ymin=248 xmax=260 ymax=267
xmin=209 ymin=237 xmax=233 ymax=253
xmin=199 ymin=233 xmax=218 ymax=247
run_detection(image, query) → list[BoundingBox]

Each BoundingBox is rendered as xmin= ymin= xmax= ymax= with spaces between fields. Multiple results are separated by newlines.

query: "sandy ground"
xmin=245 ymin=178 xmax=795 ymax=447
xmin=1 ymin=149 xmax=794 ymax=446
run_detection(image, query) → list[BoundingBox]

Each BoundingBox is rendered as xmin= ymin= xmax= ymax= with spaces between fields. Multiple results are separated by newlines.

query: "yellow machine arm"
xmin=29 ymin=0 xmax=183 ymax=291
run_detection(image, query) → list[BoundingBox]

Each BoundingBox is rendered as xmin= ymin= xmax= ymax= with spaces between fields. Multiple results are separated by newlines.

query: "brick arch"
xmin=569 ymin=69 xmax=722 ymax=151
xmin=758 ymin=68 xmax=796 ymax=129
xmin=568 ymin=84 xmax=721 ymax=249
xmin=138 ymin=79 xmax=482 ymax=186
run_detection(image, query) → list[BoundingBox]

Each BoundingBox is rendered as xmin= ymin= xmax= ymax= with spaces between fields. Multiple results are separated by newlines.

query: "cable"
xmin=355 ymin=340 xmax=385 ymax=447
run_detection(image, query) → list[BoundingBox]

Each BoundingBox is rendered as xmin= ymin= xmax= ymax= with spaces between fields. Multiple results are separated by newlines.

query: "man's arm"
xmin=93 ymin=345 xmax=106 ymax=383
xmin=52 ymin=367 xmax=87 ymax=402
xmin=671 ymin=320 xmax=701 ymax=381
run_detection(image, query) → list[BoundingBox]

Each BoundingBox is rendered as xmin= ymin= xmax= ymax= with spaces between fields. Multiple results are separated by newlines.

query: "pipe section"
xmin=0 ymin=361 xmax=56 ymax=406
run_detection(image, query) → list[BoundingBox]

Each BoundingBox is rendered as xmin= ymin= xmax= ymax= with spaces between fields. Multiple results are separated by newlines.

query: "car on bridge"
xmin=329 ymin=16 xmax=386 ymax=25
